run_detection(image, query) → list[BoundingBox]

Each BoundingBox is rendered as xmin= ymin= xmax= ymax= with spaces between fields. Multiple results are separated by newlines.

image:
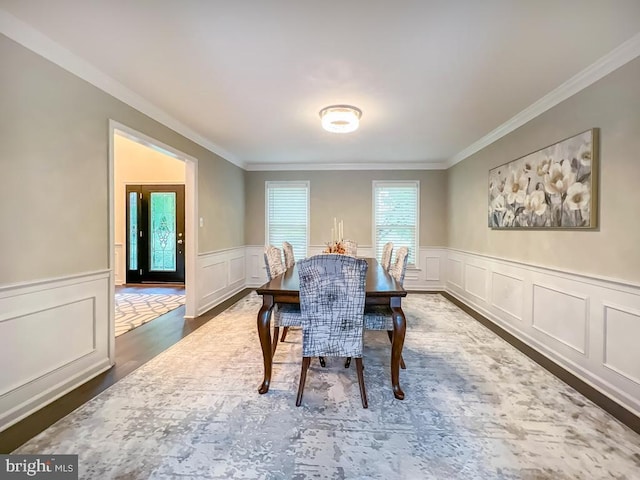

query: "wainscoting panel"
xmin=447 ymin=256 xmax=463 ymax=289
xmin=245 ymin=246 xmax=268 ymax=288
xmin=0 ymin=298 xmax=95 ymax=397
xmin=464 ymin=263 xmax=488 ymax=302
xmin=405 ymin=248 xmax=447 ymax=290
xmin=445 ymin=249 xmax=640 ymax=417
xmin=245 ymin=248 xmax=266 ymax=288
xmin=197 ymin=247 xmax=246 ymax=316
xmin=603 ymin=304 xmax=640 ymax=386
xmin=0 ymin=271 xmax=111 ymax=433
xmin=491 ymin=271 xmax=524 ymax=322
xmin=532 ymin=284 xmax=588 ymax=354
xmin=228 ymin=255 xmax=246 ymax=285
xmin=425 ymin=256 xmax=441 ymax=282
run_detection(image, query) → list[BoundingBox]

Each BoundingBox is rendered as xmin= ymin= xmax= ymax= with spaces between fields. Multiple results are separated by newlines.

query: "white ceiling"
xmin=2 ymin=1 xmax=640 ymax=170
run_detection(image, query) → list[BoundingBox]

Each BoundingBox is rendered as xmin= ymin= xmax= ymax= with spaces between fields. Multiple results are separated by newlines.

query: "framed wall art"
xmin=488 ymin=128 xmax=598 ymax=229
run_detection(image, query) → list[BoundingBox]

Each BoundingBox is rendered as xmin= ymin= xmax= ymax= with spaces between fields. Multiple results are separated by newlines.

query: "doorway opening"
xmin=109 ymin=121 xmax=198 ymax=358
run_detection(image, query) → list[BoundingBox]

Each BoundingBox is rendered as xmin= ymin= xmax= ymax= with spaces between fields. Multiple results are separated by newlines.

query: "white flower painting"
xmin=488 ymin=129 xmax=597 ymax=228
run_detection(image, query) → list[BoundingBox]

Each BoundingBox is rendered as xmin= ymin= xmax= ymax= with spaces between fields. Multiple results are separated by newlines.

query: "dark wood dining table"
xmin=255 ymin=257 xmax=408 ymax=400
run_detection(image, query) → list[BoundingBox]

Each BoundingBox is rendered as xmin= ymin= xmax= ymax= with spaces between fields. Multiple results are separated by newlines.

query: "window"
xmin=373 ymin=181 xmax=419 ymax=266
xmin=266 ymin=181 xmax=309 ymax=260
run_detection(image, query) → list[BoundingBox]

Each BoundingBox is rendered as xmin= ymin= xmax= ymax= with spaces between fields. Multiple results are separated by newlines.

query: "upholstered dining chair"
xmin=342 ymin=239 xmax=358 ymax=256
xmin=388 ymin=246 xmax=409 ymax=285
xmin=361 ymin=246 xmax=409 ymax=369
xmin=279 ymin=241 xmax=296 ymax=342
xmin=380 ymin=242 xmax=394 ymax=271
xmin=282 ymin=241 xmax=295 ymax=269
xmin=264 ymin=245 xmax=302 ymax=356
xmin=296 ymin=254 xmax=369 ymax=408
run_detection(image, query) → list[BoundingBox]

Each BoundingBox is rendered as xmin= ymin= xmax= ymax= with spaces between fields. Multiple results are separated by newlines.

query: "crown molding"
xmin=244 ymin=161 xmax=449 ymax=171
xmin=0 ymin=9 xmax=244 ymax=170
xmin=446 ymin=31 xmax=640 ymax=168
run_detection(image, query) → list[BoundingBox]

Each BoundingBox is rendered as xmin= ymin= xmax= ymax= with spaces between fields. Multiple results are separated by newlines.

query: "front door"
xmin=126 ymin=184 xmax=185 ymax=283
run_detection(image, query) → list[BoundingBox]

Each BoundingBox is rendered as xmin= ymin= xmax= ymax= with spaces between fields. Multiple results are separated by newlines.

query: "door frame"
xmin=108 ymin=120 xmax=199 ymax=363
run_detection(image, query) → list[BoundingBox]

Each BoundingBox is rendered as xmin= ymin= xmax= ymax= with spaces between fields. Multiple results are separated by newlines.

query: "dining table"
xmin=255 ymin=257 xmax=408 ymax=400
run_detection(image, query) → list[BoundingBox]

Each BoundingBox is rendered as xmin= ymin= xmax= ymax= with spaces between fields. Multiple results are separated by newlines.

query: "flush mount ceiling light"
xmin=319 ymin=105 xmax=362 ymax=133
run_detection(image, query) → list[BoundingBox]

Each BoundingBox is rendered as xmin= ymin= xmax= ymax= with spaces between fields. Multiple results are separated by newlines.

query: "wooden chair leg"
xmin=280 ymin=327 xmax=289 ymax=342
xmin=296 ymin=357 xmax=311 ymax=407
xmin=387 ymin=330 xmax=406 ymax=369
xmin=355 ymin=358 xmax=368 ymax=409
xmin=272 ymin=326 xmax=280 ymax=357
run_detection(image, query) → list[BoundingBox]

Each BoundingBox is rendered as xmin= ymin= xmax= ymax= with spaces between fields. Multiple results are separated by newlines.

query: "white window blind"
xmin=373 ymin=181 xmax=419 ymax=266
xmin=266 ymin=181 xmax=309 ymax=260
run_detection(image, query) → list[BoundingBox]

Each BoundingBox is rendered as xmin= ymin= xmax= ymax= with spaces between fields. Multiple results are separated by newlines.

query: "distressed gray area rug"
xmin=115 ymin=293 xmax=185 ymax=336
xmin=16 ymin=293 xmax=640 ymax=479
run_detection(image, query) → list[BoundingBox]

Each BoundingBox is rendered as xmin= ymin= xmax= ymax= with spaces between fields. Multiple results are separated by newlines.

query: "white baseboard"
xmin=0 ymin=270 xmax=112 ymax=433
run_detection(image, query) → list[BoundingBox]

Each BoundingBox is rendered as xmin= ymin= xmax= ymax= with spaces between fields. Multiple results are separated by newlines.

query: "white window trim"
xmin=265 ymin=180 xmax=310 ymax=258
xmin=372 ymin=180 xmax=420 ymax=268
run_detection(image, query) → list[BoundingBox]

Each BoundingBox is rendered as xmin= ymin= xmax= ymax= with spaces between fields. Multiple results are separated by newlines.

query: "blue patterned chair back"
xmin=380 ymin=242 xmax=394 ymax=271
xmin=297 ymin=254 xmax=368 ymax=358
xmin=282 ymin=241 xmax=295 ymax=269
xmin=342 ymin=239 xmax=358 ymax=256
xmin=264 ymin=245 xmax=285 ymax=280
xmin=389 ymin=247 xmax=409 ymax=285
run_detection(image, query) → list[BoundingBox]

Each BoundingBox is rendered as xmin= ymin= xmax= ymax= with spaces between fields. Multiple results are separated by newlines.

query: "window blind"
xmin=373 ymin=181 xmax=419 ymax=266
xmin=266 ymin=181 xmax=309 ymax=260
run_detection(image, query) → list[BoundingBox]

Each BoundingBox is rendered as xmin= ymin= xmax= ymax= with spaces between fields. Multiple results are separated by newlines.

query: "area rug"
xmin=115 ymin=293 xmax=185 ymax=336
xmin=15 ymin=293 xmax=640 ymax=479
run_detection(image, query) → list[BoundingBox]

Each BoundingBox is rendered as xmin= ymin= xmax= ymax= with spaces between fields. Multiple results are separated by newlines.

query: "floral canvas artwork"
xmin=488 ymin=129 xmax=598 ymax=229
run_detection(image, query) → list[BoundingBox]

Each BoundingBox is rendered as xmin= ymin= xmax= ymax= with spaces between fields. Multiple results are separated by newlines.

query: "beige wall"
xmin=245 ymin=170 xmax=447 ymax=247
xmin=198 ymin=154 xmax=245 ymax=254
xmin=447 ymin=57 xmax=640 ymax=284
xmin=0 ymin=34 xmax=245 ymax=285
xmin=114 ymin=134 xmax=186 ymax=246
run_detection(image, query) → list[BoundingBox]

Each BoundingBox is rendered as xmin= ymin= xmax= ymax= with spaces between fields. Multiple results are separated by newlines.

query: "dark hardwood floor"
xmin=0 ymin=288 xmax=253 ymax=454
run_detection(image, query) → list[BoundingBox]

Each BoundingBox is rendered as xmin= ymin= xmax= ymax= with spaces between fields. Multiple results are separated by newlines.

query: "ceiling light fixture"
xmin=319 ymin=105 xmax=362 ymax=133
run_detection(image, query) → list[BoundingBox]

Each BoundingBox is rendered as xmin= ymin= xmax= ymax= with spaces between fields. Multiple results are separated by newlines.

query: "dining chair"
xmin=264 ymin=245 xmax=302 ymax=356
xmin=282 ymin=241 xmax=295 ymax=269
xmin=342 ymin=239 xmax=358 ymax=256
xmin=380 ymin=241 xmax=394 ymax=271
xmin=279 ymin=241 xmax=296 ymax=342
xmin=361 ymin=246 xmax=409 ymax=369
xmin=388 ymin=246 xmax=409 ymax=285
xmin=296 ymin=254 xmax=369 ymax=408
